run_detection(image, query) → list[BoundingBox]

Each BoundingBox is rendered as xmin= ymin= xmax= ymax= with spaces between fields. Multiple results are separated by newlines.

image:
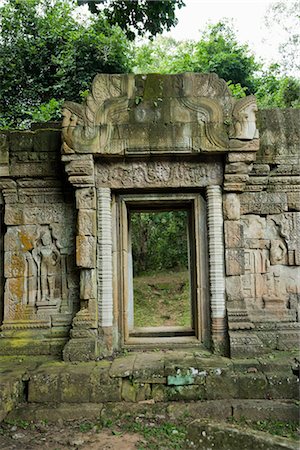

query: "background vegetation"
xmin=131 ymin=211 xmax=188 ymax=275
xmin=0 ymin=0 xmax=299 ymax=129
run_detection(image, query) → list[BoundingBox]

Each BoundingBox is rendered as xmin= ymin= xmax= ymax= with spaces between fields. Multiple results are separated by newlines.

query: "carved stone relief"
xmin=3 ymin=225 xmax=75 ymax=324
xmin=95 ymin=160 xmax=223 ymax=189
xmin=237 ymin=214 xmax=300 ymax=322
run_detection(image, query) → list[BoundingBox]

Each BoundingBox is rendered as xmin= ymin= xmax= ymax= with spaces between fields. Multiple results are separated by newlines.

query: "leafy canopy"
xmin=132 ymin=21 xmax=300 ymax=107
xmin=133 ymin=22 xmax=259 ymax=94
xmin=78 ymin=0 xmax=185 ymax=40
xmin=0 ymin=0 xmax=130 ymax=128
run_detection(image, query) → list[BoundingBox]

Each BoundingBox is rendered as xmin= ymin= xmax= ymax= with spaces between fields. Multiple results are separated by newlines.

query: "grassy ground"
xmin=133 ymin=270 xmax=191 ymax=328
xmin=0 ymin=414 xmax=299 ymax=450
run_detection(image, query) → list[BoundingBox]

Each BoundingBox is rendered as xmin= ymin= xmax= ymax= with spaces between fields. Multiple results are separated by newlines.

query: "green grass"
xmin=120 ymin=420 xmax=187 ymax=450
xmin=133 ymin=270 xmax=191 ymax=328
xmin=227 ymin=417 xmax=300 ymax=441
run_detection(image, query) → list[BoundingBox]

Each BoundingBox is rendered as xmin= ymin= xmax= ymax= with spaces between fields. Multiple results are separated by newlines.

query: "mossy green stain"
xmin=167 ymin=374 xmax=194 ymax=386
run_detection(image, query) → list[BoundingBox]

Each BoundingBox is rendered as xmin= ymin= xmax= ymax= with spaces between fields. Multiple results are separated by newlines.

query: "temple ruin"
xmin=0 ymin=73 xmax=299 ymax=361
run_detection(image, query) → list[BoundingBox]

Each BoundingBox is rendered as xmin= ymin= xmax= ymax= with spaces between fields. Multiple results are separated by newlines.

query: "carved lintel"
xmin=95 ymin=161 xmax=223 ymax=189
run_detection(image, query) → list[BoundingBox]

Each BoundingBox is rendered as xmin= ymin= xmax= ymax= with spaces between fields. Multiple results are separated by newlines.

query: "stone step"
xmin=187 ymin=419 xmax=299 ymax=450
xmin=7 ymin=399 xmax=299 ymax=424
xmin=0 ymin=351 xmax=299 ymax=422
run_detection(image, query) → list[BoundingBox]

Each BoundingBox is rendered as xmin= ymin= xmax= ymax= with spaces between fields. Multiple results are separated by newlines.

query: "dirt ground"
xmin=0 ymin=422 xmax=145 ymax=450
xmin=0 ymin=415 xmax=188 ymax=450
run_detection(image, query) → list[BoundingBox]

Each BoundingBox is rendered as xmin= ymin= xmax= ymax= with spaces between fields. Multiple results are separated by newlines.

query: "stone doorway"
xmin=62 ymin=73 xmax=259 ymax=361
xmin=115 ymin=192 xmax=209 ymax=347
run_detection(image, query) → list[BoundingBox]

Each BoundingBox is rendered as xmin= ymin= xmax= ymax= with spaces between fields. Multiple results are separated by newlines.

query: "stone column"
xmin=62 ymin=155 xmax=100 ymax=361
xmin=97 ymin=188 xmax=114 ymax=352
xmin=206 ymin=185 xmax=228 ymax=354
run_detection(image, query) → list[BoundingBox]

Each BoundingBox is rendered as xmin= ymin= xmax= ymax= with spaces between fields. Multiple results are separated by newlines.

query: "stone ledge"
xmin=0 ymin=350 xmax=299 ymax=423
xmin=7 ymin=399 xmax=299 ymax=425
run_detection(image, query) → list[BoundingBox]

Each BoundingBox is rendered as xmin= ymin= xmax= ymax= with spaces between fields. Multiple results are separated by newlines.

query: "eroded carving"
xmin=62 ymin=74 xmax=126 ymax=153
xmin=95 ymin=161 xmax=223 ymax=189
xmin=231 ymin=96 xmax=259 ymax=140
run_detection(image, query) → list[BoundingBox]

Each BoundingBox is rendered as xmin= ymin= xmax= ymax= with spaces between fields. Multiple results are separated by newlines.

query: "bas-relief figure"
xmin=239 ymin=213 xmax=300 ymax=323
xmin=4 ymin=224 xmax=73 ymax=324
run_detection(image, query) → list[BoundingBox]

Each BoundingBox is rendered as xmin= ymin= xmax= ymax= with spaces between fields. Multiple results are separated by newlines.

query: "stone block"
xmin=225 ymin=249 xmax=244 ymax=276
xmin=0 ymin=376 xmax=25 ymax=419
xmin=9 ymin=403 xmax=104 ymax=422
xmin=235 ymin=373 xmax=268 ymax=399
xmin=240 ymin=192 xmax=287 ymax=215
xmin=187 ymin=419 xmax=297 ymax=450
xmin=9 ymin=131 xmax=33 ymax=151
xmin=90 ymin=363 xmax=121 ymax=402
xmin=205 ymin=371 xmax=239 ymax=400
xmin=77 ymin=209 xmax=96 ymax=236
xmin=4 ymin=206 xmax=23 ymax=225
xmin=121 ymin=379 xmax=137 ymax=402
xmin=28 ymin=366 xmax=64 ymax=403
xmin=223 ymin=194 xmax=240 ymax=220
xmin=0 ymin=133 xmax=9 ymax=163
xmin=164 ymin=353 xmax=197 ymax=377
xmin=63 ymin=338 xmax=100 ymax=362
xmin=224 ymin=221 xmax=243 ymax=248
xmin=0 ymin=165 xmax=9 ymax=176
xmin=227 ymin=152 xmax=257 ymax=163
xmin=167 ymin=401 xmax=232 ymax=421
xmin=60 ymin=363 xmax=95 ymax=403
xmin=76 ymin=235 xmax=96 ymax=268
xmin=287 ymin=192 xmax=300 ymax=211
xmin=166 ymin=385 xmax=206 ymax=401
xmin=109 ymin=354 xmax=136 ymax=378
xmin=225 ymin=276 xmax=243 ymax=301
xmin=232 ymin=400 xmax=299 ymax=422
xmin=75 ymin=187 xmax=96 ymax=210
xmin=133 ymin=353 xmax=165 ymax=383
xmin=242 ymin=215 xmax=266 ymax=239
xmin=33 ymin=129 xmax=60 ymax=152
xmin=225 ymin=162 xmax=250 ymax=174
xmin=80 ymin=269 xmax=96 ymax=300
xmin=152 ymin=384 xmax=168 ymax=402
xmin=122 ymin=379 xmax=151 ymax=403
xmin=266 ymin=374 xmax=300 ymax=400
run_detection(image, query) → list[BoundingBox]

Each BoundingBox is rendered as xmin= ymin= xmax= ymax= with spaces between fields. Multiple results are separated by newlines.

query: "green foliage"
xmin=131 ymin=211 xmax=188 ymax=275
xmin=78 ymin=0 xmax=185 ymax=40
xmin=133 ymin=22 xmax=299 ymax=108
xmin=0 ymin=0 xmax=130 ymax=128
xmin=133 ymin=22 xmax=259 ymax=93
xmin=254 ymin=65 xmax=300 ymax=108
xmin=227 ymin=82 xmax=247 ymax=99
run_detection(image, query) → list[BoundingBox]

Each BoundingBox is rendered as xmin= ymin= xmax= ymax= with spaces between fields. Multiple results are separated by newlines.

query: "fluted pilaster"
xmin=97 ymin=188 xmax=113 ymax=327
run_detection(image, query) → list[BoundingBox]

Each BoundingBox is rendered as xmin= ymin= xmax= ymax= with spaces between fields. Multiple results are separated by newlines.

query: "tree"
xmin=133 ymin=21 xmax=259 ymax=94
xmin=0 ymin=0 xmax=131 ymax=128
xmin=253 ymin=64 xmax=300 ymax=109
xmin=78 ymin=0 xmax=185 ymax=40
xmin=131 ymin=211 xmax=188 ymax=275
xmin=264 ymin=1 xmax=299 ymax=75
xmin=132 ymin=21 xmax=300 ymax=108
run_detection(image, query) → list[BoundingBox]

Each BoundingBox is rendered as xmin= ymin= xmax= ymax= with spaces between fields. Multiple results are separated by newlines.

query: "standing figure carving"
xmin=33 ymin=227 xmax=61 ymax=303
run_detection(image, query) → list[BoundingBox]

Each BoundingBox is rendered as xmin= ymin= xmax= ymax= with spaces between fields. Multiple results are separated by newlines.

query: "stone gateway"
xmin=0 ymin=73 xmax=299 ymax=361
